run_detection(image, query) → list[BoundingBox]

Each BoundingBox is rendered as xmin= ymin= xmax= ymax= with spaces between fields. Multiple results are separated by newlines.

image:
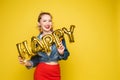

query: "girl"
xmin=18 ymin=12 xmax=70 ymax=80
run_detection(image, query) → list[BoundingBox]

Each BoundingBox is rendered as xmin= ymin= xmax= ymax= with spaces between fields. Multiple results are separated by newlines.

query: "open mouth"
xmin=45 ymin=25 xmax=50 ymax=29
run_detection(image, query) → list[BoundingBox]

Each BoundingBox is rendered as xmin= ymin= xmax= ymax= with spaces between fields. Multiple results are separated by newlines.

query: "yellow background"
xmin=0 ymin=0 xmax=120 ymax=80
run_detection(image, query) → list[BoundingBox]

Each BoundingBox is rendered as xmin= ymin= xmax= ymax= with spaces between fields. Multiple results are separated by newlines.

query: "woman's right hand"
xmin=18 ymin=57 xmax=32 ymax=66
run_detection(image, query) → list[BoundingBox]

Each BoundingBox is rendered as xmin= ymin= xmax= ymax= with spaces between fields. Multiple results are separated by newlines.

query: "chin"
xmin=45 ymin=29 xmax=51 ymax=32
xmin=44 ymin=28 xmax=51 ymax=31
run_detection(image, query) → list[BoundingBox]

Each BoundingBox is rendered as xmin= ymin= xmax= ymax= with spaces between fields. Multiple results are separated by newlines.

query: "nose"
xmin=46 ymin=21 xmax=51 ymax=25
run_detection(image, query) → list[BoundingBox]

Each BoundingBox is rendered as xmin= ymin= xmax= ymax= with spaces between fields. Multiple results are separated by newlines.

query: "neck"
xmin=42 ymin=31 xmax=52 ymax=36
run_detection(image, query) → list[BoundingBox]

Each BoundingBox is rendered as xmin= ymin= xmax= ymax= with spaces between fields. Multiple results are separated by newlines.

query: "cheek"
xmin=40 ymin=22 xmax=45 ymax=26
xmin=50 ymin=22 xmax=53 ymax=25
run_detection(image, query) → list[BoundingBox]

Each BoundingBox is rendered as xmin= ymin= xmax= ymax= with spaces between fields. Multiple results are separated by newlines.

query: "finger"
xmin=20 ymin=60 xmax=26 ymax=64
xmin=19 ymin=58 xmax=23 ymax=61
xmin=59 ymin=45 xmax=65 ymax=50
xmin=58 ymin=45 xmax=63 ymax=49
xmin=19 ymin=58 xmax=24 ymax=62
xmin=20 ymin=61 xmax=24 ymax=64
xmin=58 ymin=45 xmax=62 ymax=48
xmin=18 ymin=56 xmax=23 ymax=60
xmin=20 ymin=59 xmax=24 ymax=61
xmin=20 ymin=61 xmax=23 ymax=64
xmin=59 ymin=42 xmax=63 ymax=45
xmin=61 ymin=45 xmax=65 ymax=50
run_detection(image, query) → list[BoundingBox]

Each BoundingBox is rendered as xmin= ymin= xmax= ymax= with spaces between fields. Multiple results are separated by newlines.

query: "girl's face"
xmin=39 ymin=14 xmax=52 ymax=32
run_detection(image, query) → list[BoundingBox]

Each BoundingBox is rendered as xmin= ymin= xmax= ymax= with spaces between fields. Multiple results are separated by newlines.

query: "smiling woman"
xmin=17 ymin=12 xmax=70 ymax=80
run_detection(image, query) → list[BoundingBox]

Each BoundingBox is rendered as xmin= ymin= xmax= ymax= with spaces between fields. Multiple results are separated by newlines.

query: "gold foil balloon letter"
xmin=52 ymin=29 xmax=64 ymax=47
xmin=16 ymin=41 xmax=33 ymax=61
xmin=62 ymin=25 xmax=75 ymax=42
xmin=42 ymin=34 xmax=53 ymax=53
xmin=31 ymin=36 xmax=45 ymax=53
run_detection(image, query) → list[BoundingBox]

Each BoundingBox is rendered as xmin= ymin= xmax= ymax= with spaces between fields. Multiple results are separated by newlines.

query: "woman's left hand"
xmin=57 ymin=42 xmax=65 ymax=55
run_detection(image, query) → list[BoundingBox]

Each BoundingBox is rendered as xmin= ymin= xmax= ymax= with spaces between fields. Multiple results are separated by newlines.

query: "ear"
xmin=38 ymin=22 xmax=41 ymax=27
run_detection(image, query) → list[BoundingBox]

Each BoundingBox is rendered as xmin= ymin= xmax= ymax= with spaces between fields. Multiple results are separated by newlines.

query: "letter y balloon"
xmin=62 ymin=25 xmax=75 ymax=42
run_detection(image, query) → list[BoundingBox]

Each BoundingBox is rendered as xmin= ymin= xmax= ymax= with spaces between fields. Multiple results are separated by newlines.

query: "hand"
xmin=57 ymin=42 xmax=65 ymax=55
xmin=18 ymin=57 xmax=32 ymax=66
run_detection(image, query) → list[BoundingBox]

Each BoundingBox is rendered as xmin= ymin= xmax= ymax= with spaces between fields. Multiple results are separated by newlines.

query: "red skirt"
xmin=34 ymin=62 xmax=61 ymax=80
